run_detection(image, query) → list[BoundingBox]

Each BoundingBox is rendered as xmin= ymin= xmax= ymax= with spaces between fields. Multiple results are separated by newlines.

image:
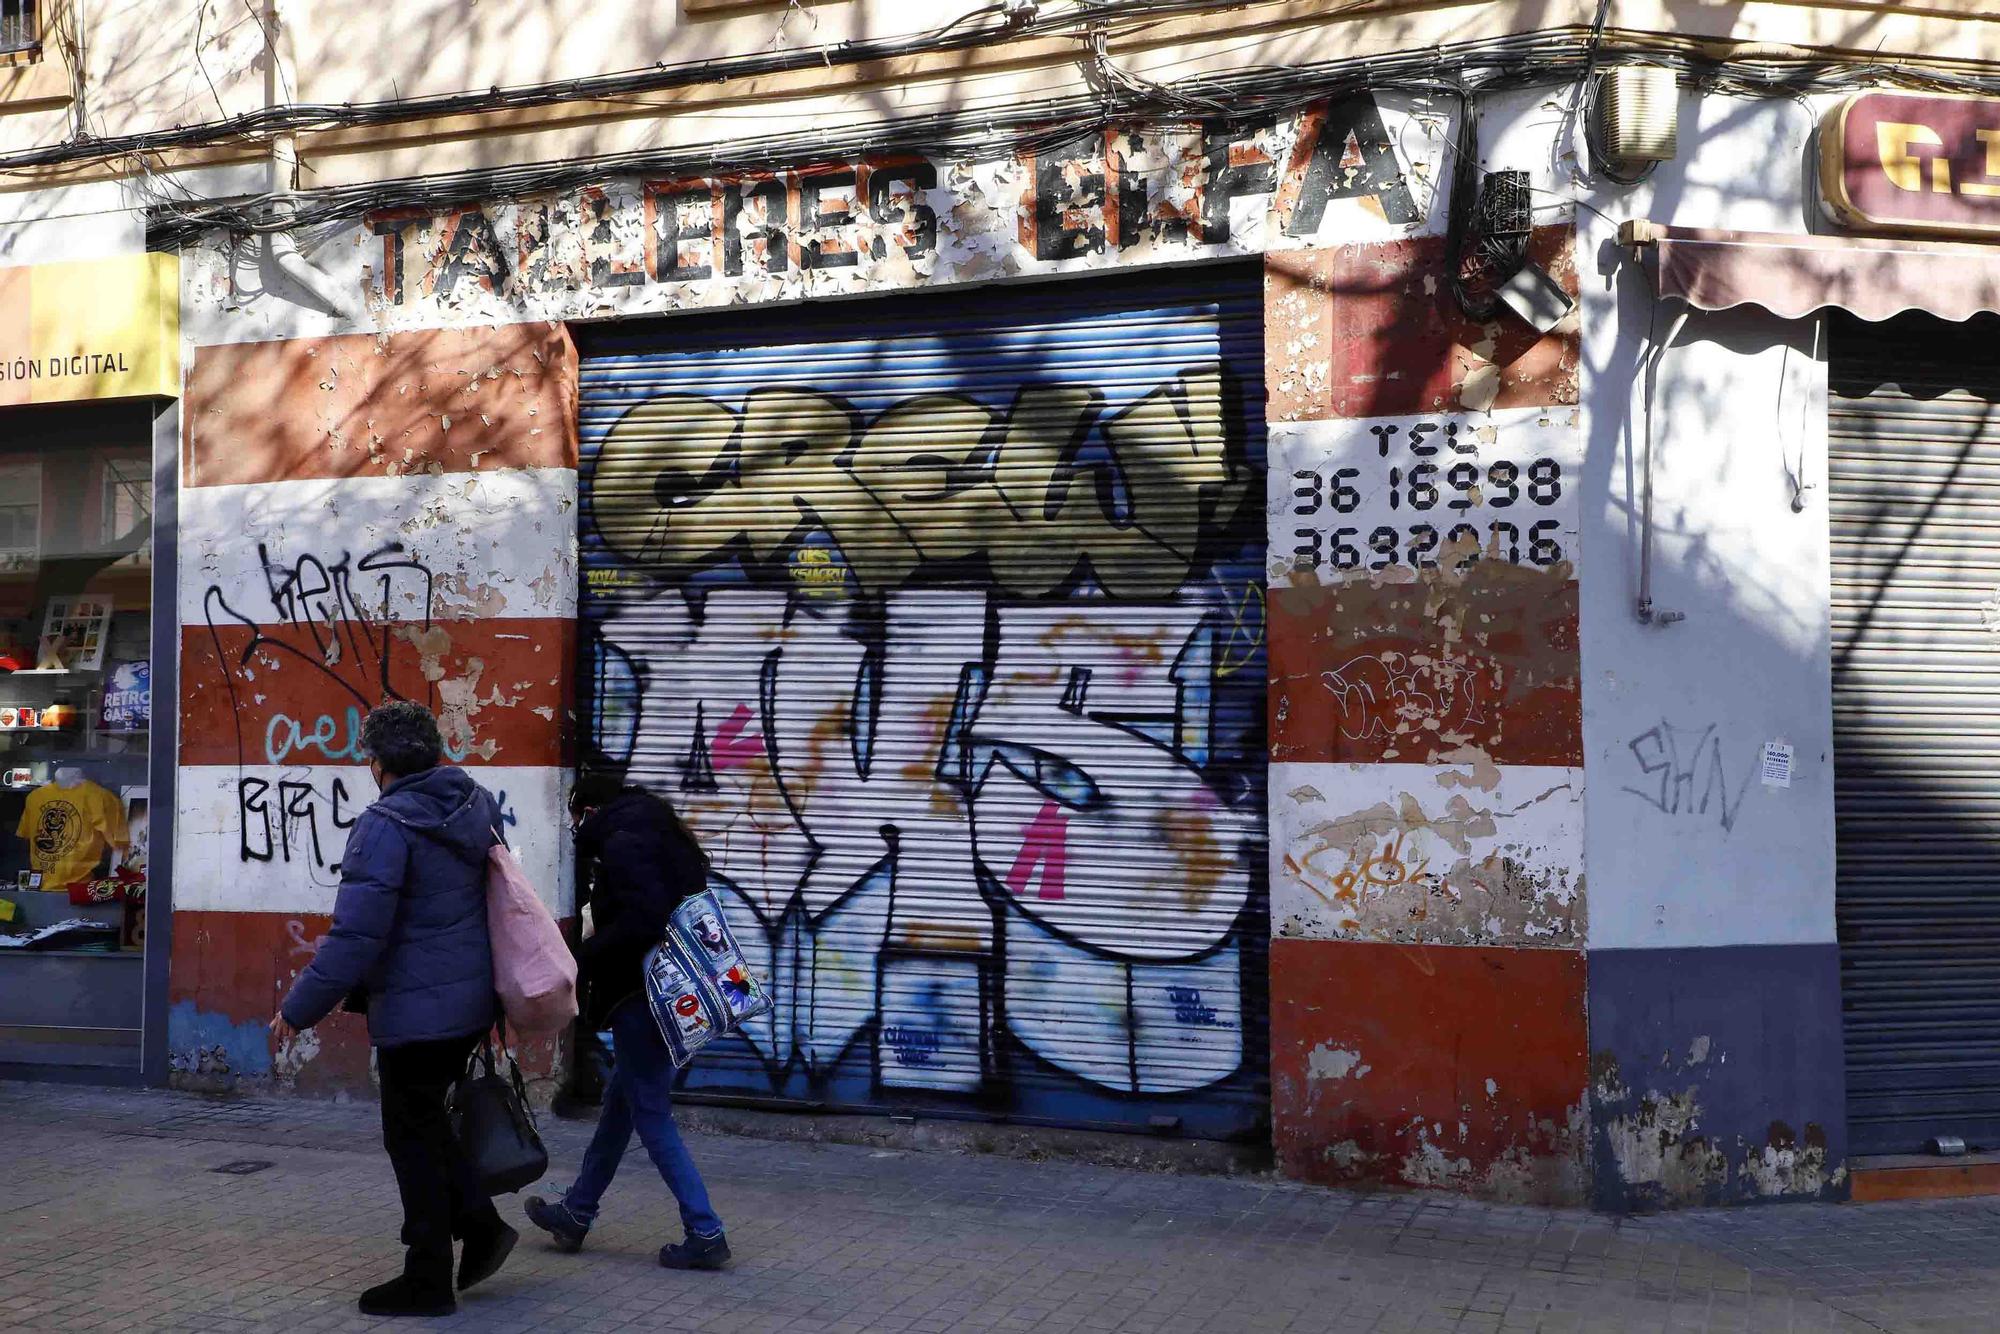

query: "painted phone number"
xmin=1287 ymin=456 xmax=1567 ymax=570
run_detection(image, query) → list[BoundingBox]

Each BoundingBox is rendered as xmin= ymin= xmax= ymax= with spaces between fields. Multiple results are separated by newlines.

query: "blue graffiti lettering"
xmin=264 ymin=708 xmax=365 ymax=764
xmin=1167 ymin=986 xmax=1219 ymax=1027
xmin=264 ymin=706 xmax=475 ymax=765
xmin=882 ymin=1025 xmax=941 ymax=1067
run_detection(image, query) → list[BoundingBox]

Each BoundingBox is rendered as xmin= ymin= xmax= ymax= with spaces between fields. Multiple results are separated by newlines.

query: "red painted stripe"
xmin=1270 ymin=936 xmax=1587 ymax=1199
xmin=1268 ymin=570 xmax=1581 ymax=768
xmin=184 ymin=324 xmax=580 ymax=488
xmin=180 ymin=617 xmax=572 ymax=768
xmin=169 ymin=909 xmax=565 ymax=1094
xmin=1264 ymin=225 xmax=1579 ymax=422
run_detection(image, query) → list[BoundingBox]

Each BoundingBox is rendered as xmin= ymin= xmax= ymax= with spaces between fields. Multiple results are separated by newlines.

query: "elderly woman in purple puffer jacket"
xmin=270 ymin=701 xmax=516 ymax=1319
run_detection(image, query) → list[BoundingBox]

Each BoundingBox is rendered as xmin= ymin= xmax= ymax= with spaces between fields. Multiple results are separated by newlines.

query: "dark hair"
xmin=569 ymin=768 xmax=627 ymax=816
xmin=361 ymin=701 xmax=444 ymax=779
xmin=571 ymin=768 xmax=710 ymax=869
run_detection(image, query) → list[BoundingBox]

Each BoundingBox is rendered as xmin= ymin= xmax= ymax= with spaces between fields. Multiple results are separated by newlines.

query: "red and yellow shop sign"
xmin=0 ymin=252 xmax=180 ymax=407
xmin=1822 ymin=92 xmax=2000 ymax=239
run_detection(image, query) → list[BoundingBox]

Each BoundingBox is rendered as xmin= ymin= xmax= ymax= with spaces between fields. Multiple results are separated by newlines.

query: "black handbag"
xmin=447 ymin=1035 xmax=549 ymax=1195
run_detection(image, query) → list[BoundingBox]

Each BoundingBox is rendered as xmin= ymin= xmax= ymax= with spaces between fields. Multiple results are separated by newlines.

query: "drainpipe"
xmin=1635 ymin=295 xmax=1691 ymax=625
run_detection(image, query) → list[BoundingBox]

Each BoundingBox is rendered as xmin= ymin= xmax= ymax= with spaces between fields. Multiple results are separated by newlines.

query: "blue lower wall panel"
xmin=1587 ymin=943 xmax=1847 ymax=1211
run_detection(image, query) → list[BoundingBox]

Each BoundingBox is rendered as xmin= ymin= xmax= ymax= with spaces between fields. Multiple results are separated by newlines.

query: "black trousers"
xmin=377 ymin=1031 xmax=498 ymax=1270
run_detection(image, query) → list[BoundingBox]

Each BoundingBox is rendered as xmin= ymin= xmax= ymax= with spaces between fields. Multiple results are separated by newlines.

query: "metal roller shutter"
xmin=1832 ymin=309 xmax=2000 ymax=1156
xmin=577 ymin=268 xmax=1269 ymax=1139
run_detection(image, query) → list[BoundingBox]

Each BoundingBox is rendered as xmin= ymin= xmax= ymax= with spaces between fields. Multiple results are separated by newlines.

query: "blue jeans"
xmin=562 ymin=997 xmax=724 ymax=1239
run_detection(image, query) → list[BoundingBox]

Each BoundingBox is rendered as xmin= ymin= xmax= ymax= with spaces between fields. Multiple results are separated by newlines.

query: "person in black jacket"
xmin=523 ymin=773 xmax=730 ymax=1271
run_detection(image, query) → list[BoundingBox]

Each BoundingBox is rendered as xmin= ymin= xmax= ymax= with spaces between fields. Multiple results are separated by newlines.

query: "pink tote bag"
xmin=486 ymin=839 xmax=578 ymax=1035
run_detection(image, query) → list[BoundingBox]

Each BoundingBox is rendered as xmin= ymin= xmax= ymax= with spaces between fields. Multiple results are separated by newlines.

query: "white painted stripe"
xmin=179 ymin=469 xmax=578 ymax=627
xmin=174 ymin=764 xmax=571 ymax=916
xmin=1271 ymin=760 xmax=1583 ymax=948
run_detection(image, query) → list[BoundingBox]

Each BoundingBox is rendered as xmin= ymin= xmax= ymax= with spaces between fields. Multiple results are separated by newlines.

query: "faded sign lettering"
xmin=345 ymin=95 xmax=1446 ymax=319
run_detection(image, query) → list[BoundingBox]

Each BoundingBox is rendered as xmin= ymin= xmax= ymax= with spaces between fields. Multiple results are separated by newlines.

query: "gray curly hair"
xmin=360 ymin=700 xmax=444 ymax=778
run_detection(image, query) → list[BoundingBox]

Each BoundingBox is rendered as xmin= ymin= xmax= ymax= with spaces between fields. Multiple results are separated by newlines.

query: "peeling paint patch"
xmin=1602 ymin=1080 xmax=1726 ymax=1204
xmin=179 ymin=617 xmax=569 ymax=768
xmin=167 ymin=1001 xmax=273 ymax=1080
xmin=188 ymin=97 xmax=1456 ymax=347
xmin=1591 ymin=1050 xmax=1847 ymax=1209
xmin=1272 ymin=760 xmax=1583 ymax=948
xmin=1400 ymin=1133 xmax=1474 ymax=1188
xmin=1262 ymin=224 xmax=1579 ymax=423
xmin=1307 ymin=1044 xmax=1369 ymax=1082
xmin=168 ymin=911 xmax=568 ymax=1100
xmin=178 ymin=469 xmax=579 ymax=629
xmin=1744 ymin=1122 xmax=1846 ymax=1198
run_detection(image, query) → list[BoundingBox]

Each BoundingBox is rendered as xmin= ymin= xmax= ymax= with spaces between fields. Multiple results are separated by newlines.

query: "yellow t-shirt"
xmin=17 ymin=780 xmax=129 ymax=888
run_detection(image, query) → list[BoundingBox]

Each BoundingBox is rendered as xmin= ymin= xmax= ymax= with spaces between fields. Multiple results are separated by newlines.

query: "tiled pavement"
xmin=3 ymin=1083 xmax=1998 ymax=1332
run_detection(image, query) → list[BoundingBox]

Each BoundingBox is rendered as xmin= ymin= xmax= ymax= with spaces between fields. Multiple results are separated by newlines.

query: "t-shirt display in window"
xmin=17 ymin=773 xmax=129 ymax=889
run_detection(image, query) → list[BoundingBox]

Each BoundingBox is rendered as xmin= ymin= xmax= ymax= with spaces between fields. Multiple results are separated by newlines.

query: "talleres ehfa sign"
xmin=1823 ymin=91 xmax=2000 ymax=238
xmin=0 ymin=253 xmax=180 ymax=407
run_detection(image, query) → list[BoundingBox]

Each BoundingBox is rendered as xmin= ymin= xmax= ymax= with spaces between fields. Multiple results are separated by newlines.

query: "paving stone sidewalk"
xmin=3 ymin=1083 xmax=1998 ymax=1333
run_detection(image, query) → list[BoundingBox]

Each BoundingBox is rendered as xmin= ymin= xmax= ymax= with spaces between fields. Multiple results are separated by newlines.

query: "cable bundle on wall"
xmin=128 ymin=19 xmax=2000 ymax=249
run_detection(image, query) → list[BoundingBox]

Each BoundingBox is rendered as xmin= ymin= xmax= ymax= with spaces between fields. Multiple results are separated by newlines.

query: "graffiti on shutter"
xmin=581 ymin=296 xmax=1267 ymax=1130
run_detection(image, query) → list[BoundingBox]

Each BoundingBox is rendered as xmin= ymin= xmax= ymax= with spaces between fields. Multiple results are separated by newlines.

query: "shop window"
xmin=0 ymin=407 xmax=153 ymax=1068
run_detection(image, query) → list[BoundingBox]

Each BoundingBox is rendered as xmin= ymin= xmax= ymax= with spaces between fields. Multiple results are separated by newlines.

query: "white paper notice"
xmin=1761 ymin=741 xmax=1794 ymax=790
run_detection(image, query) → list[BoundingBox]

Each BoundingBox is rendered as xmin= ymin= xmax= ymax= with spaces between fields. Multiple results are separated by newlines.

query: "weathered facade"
xmin=4 ymin=0 xmax=1999 ymax=1210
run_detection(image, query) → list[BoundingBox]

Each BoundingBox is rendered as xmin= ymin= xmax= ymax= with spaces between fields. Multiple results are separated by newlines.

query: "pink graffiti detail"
xmin=711 ymin=703 xmax=762 ymax=771
xmin=286 ymin=919 xmax=327 ymax=958
xmin=1005 ymin=800 xmax=1070 ymax=901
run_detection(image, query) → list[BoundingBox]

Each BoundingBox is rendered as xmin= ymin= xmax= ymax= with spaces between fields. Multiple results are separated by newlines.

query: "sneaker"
xmin=457 ymin=1219 xmax=517 ymax=1291
xmin=524 ymin=1197 xmax=588 ymax=1254
xmin=659 ymin=1232 xmax=731 ymax=1271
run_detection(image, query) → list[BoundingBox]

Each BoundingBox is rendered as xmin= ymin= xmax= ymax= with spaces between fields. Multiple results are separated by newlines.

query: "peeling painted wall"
xmin=1274 ymin=760 xmax=1582 ymax=947
xmin=1259 ymin=88 xmax=1587 ymax=1197
xmin=1271 ymin=939 xmax=1587 ymax=1202
xmin=171 ymin=321 xmax=579 ymax=1093
xmin=170 ymin=91 xmax=1456 ymax=1103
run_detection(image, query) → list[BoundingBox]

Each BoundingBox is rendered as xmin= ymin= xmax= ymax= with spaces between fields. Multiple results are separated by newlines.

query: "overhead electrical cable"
xmin=114 ymin=20 xmax=2000 ymax=246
